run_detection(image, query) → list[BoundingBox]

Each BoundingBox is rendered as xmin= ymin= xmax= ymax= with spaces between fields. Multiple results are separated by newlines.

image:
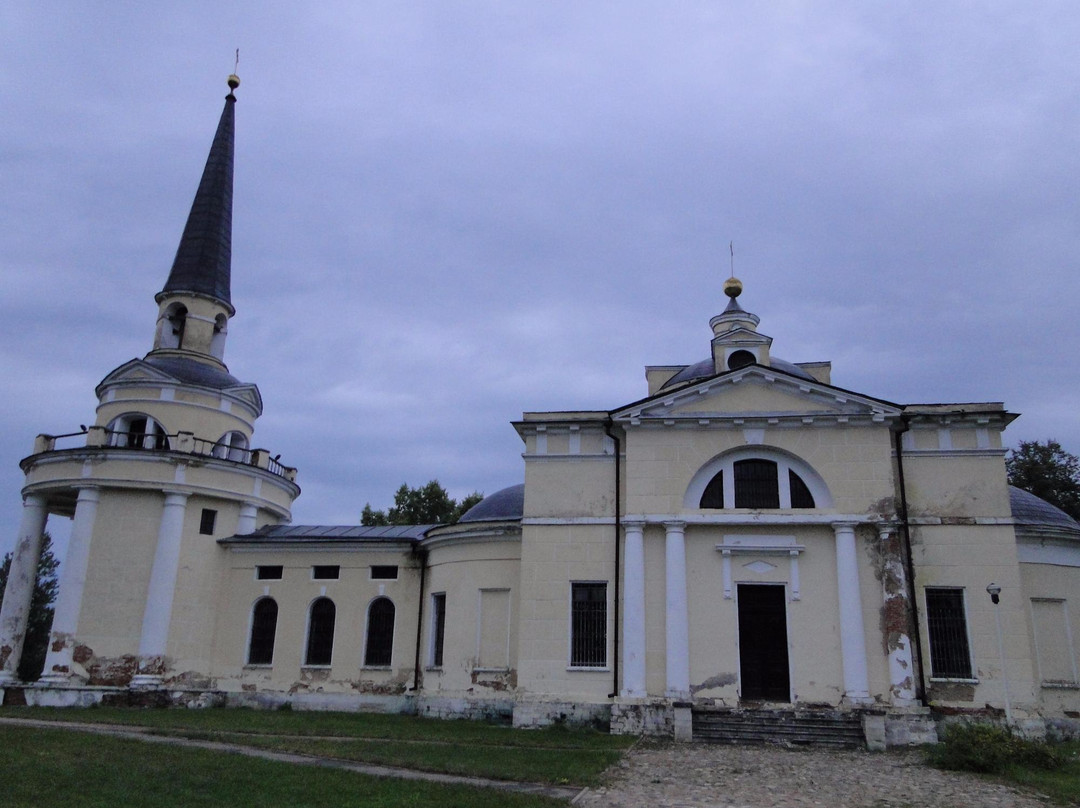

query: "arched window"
xmin=210 ymin=313 xmax=228 ymax=359
xmin=364 ymin=597 xmax=395 ymax=667
xmin=212 ymin=431 xmax=249 ymax=462
xmin=107 ymin=413 xmax=170 ymax=450
xmin=247 ymin=597 xmax=278 ymax=665
xmin=689 ymin=447 xmax=830 ymax=510
xmin=158 ymin=302 xmax=188 ymax=350
xmin=305 ymin=597 xmax=336 ymax=666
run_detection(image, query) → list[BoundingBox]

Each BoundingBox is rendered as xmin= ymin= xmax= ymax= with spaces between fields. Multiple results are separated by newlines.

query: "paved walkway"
xmin=574 ymin=741 xmax=1049 ymax=808
xmin=0 ymin=717 xmax=582 ymax=801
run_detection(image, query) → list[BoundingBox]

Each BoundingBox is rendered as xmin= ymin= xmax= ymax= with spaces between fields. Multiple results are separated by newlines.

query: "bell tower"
xmin=151 ymin=74 xmax=240 ymax=367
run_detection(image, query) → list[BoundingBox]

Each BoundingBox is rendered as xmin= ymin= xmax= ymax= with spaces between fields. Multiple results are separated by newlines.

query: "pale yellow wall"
xmin=1019 ymin=562 xmax=1080 ymax=714
xmin=213 ymin=548 xmax=420 ymax=694
xmin=523 ymin=457 xmax=617 ymax=519
xmin=516 ymin=524 xmax=615 ymax=698
xmin=422 ymin=536 xmax=521 ymax=696
xmin=95 ymin=391 xmax=257 ymax=443
xmin=914 ymin=524 xmax=1037 ymax=710
xmin=623 ymin=424 xmax=894 ymax=515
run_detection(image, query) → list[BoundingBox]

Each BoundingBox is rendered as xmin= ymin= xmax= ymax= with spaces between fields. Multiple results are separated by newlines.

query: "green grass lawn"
xmin=0 ymin=724 xmax=569 ymax=808
xmin=1001 ymin=741 xmax=1080 ymax=805
xmin=0 ymin=705 xmax=634 ymax=786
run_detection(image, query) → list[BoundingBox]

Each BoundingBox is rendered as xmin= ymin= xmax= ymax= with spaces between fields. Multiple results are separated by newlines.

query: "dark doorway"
xmin=737 ymin=584 xmax=790 ymax=701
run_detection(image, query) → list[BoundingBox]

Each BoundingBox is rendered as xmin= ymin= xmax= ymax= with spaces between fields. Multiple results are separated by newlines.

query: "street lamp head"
xmin=986 ymin=582 xmax=1002 ymax=604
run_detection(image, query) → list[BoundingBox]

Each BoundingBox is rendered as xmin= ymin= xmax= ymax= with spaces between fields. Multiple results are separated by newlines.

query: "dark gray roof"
xmin=160 ymin=91 xmax=235 ymax=308
xmin=222 ymin=524 xmax=433 ymax=544
xmin=1009 ymin=486 xmax=1080 ymax=535
xmin=142 ymin=355 xmax=244 ymax=389
xmin=661 ymin=356 xmax=815 ymax=390
xmin=459 ymin=484 xmax=525 ymax=523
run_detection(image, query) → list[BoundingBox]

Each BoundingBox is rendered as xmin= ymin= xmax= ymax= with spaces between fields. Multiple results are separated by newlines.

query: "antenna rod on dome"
xmin=729 ymin=241 xmax=735 ymax=279
xmin=234 ymin=48 xmax=240 ymax=74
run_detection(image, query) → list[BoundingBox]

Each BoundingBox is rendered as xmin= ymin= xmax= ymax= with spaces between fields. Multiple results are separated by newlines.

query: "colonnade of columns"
xmin=0 ymin=488 xmax=261 ymax=687
xmin=620 ymin=520 xmax=911 ymax=705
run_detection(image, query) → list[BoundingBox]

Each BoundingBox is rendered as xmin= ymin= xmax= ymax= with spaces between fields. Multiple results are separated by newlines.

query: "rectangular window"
xmin=199 ymin=508 xmax=217 ymax=535
xmin=371 ymin=565 xmax=398 ymax=580
xmin=570 ymin=582 xmax=607 ymax=668
xmin=312 ymin=565 xmax=339 ymax=580
xmin=430 ymin=593 xmax=446 ymax=667
xmin=926 ymin=588 xmax=973 ymax=679
xmin=256 ymin=565 xmax=283 ymax=580
xmin=1031 ymin=598 xmax=1078 ymax=686
xmin=477 ymin=589 xmax=510 ymax=669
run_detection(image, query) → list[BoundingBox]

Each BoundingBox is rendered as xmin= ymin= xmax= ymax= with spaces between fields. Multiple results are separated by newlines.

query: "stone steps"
xmin=692 ymin=708 xmax=866 ymax=748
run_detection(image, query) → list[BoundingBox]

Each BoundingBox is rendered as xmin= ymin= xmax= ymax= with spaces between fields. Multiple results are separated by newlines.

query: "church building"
xmin=1 ymin=78 xmax=1077 ymax=746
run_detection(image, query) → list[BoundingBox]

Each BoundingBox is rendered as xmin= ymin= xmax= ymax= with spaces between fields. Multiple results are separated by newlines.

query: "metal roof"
xmin=1009 ymin=486 xmax=1080 ymax=536
xmin=142 ymin=356 xmax=244 ymax=389
xmin=459 ymin=483 xmax=525 ymax=523
xmin=160 ymin=90 xmax=235 ymax=308
xmin=661 ymin=356 xmax=815 ymax=390
xmin=222 ymin=524 xmax=434 ymax=544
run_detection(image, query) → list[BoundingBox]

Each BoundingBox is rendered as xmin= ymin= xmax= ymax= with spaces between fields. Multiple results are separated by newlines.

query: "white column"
xmin=0 ymin=495 xmax=49 ymax=684
xmin=236 ymin=502 xmax=257 ymax=536
xmin=664 ymin=521 xmax=690 ymax=699
xmin=834 ymin=522 xmax=870 ymax=703
xmin=133 ymin=491 xmax=189 ymax=685
xmin=40 ymin=487 xmax=100 ymax=683
xmin=621 ymin=520 xmax=646 ymax=697
xmin=880 ymin=528 xmax=916 ymax=705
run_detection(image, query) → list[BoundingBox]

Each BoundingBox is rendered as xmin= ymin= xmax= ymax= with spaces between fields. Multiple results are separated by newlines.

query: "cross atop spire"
xmin=158 ymin=76 xmax=238 ymax=312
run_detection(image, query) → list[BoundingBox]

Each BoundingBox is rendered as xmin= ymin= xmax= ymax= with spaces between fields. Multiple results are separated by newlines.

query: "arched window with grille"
xmin=247 ymin=597 xmax=278 ymax=665
xmin=364 ymin=597 xmax=395 ymax=667
xmin=304 ymin=597 xmax=336 ymax=666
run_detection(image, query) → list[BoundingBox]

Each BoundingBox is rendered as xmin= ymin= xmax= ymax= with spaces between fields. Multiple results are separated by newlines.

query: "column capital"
xmin=662 ymin=520 xmax=687 ymax=532
xmin=831 ymin=520 xmax=858 ymax=533
xmin=622 ymin=518 xmax=646 ymax=531
xmin=162 ymin=490 xmax=190 ymax=504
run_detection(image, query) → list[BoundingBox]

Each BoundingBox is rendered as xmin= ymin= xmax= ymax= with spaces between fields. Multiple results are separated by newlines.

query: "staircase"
xmin=692 ymin=707 xmax=866 ymax=748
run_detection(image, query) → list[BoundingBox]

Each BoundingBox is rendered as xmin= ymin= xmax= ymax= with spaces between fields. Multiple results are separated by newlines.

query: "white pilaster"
xmin=0 ymin=495 xmax=48 ymax=684
xmin=664 ymin=520 xmax=690 ymax=699
xmin=834 ymin=522 xmax=870 ymax=702
xmin=880 ymin=528 xmax=916 ymax=705
xmin=134 ymin=491 xmax=189 ymax=685
xmin=236 ymin=502 xmax=257 ymax=536
xmin=40 ymin=487 xmax=100 ymax=683
xmin=621 ymin=520 xmax=646 ymax=697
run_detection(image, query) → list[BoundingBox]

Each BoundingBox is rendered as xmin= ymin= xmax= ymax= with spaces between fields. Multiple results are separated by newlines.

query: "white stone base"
xmin=610 ymin=699 xmax=674 ymax=736
xmin=512 ymin=699 xmax=611 ymax=730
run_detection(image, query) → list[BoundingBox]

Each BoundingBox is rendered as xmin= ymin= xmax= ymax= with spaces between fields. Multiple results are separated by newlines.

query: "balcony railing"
xmin=31 ymin=427 xmax=297 ymax=482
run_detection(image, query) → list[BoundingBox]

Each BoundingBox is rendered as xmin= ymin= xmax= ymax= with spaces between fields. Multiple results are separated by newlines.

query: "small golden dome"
xmin=227 ymin=74 xmax=241 ymax=91
xmin=723 ymin=276 xmax=743 ymax=299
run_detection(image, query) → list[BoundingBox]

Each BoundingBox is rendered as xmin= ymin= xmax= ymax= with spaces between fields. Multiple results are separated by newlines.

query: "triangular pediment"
xmin=712 ymin=326 xmax=772 ymax=346
xmin=613 ymin=365 xmax=900 ymax=423
xmin=97 ymin=359 xmax=178 ymax=390
xmin=229 ymin=384 xmax=263 ymax=412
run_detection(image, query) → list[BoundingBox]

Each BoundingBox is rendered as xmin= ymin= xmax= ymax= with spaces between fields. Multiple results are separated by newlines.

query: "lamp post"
xmin=986 ymin=582 xmax=1013 ymax=726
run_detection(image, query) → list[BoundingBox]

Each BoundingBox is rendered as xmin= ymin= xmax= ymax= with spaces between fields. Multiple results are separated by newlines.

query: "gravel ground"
xmin=574 ymin=742 xmax=1050 ymax=808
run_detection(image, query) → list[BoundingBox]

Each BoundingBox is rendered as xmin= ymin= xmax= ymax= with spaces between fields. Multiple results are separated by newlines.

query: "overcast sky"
xmin=2 ymin=2 xmax=1078 ymax=559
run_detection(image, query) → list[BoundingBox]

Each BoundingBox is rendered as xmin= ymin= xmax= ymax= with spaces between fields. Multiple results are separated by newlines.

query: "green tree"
xmin=0 ymin=533 xmax=60 ymax=681
xmin=361 ymin=481 xmax=484 ymax=526
xmin=1006 ymin=440 xmax=1080 ymax=521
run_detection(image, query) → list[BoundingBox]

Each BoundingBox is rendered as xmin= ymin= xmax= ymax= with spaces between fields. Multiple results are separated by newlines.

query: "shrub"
xmin=927 ymin=723 xmax=1066 ymax=774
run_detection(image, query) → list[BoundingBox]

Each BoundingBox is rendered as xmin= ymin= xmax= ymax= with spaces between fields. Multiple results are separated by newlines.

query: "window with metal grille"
xmin=256 ymin=565 xmax=283 ymax=580
xmin=926 ymin=588 xmax=973 ymax=679
xmin=247 ymin=597 xmax=277 ymax=665
xmin=570 ymin=582 xmax=607 ymax=668
xmin=364 ymin=597 xmax=396 ymax=666
xmin=789 ymin=469 xmax=815 ymax=508
xmin=312 ymin=565 xmax=339 ymax=580
xmin=734 ymin=459 xmax=780 ymax=508
xmin=430 ymin=593 xmax=446 ymax=667
xmin=304 ymin=597 xmax=336 ymax=666
xmin=199 ymin=508 xmax=217 ymax=535
xmin=371 ymin=565 xmax=398 ymax=580
xmin=699 ymin=471 xmax=724 ymax=508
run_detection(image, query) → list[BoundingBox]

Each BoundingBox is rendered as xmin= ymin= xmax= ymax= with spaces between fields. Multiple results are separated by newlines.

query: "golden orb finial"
xmin=723 ymin=276 xmax=743 ymax=299
xmin=227 ymin=74 xmax=240 ymax=91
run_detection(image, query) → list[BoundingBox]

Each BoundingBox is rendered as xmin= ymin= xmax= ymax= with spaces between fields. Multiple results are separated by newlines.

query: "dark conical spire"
xmin=159 ymin=79 xmax=238 ymax=308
